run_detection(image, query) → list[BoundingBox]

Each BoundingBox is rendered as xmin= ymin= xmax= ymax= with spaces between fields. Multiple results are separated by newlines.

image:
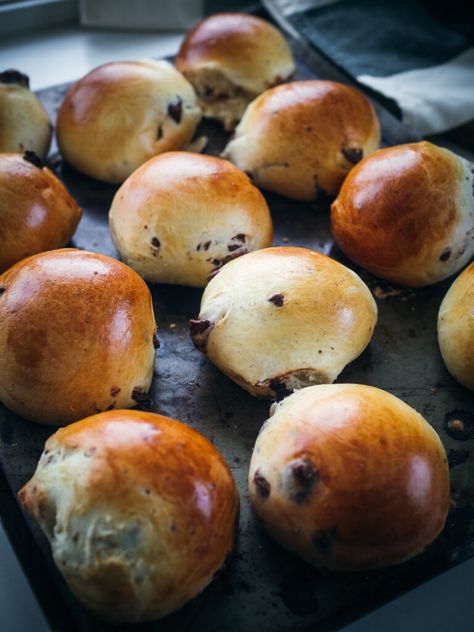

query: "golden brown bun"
xmin=56 ymin=60 xmax=202 ymax=183
xmin=0 ymin=70 xmax=52 ymax=157
xmin=176 ymin=13 xmax=295 ymax=130
xmin=0 ymin=249 xmax=156 ymax=424
xmin=19 ymin=409 xmax=239 ymax=623
xmin=222 ymin=80 xmax=380 ymax=199
xmin=438 ymin=263 xmax=474 ymax=390
xmin=331 ymin=141 xmax=474 ymax=287
xmin=109 ymin=152 xmax=273 ymax=287
xmin=189 ymin=247 xmax=377 ymax=398
xmin=0 ymin=152 xmax=82 ymax=272
xmin=248 ymin=384 xmax=449 ymax=571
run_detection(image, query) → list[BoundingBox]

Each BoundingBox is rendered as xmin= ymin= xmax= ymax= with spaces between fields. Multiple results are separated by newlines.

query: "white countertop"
xmin=0 ymin=25 xmax=184 ymax=90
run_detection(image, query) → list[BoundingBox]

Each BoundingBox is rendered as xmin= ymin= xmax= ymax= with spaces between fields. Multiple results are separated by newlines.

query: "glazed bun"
xmin=0 ymin=249 xmax=156 ymax=424
xmin=176 ymin=13 xmax=295 ymax=131
xmin=0 ymin=69 xmax=52 ymax=157
xmin=0 ymin=152 xmax=82 ymax=273
xmin=57 ymin=60 xmax=202 ymax=183
xmin=249 ymin=384 xmax=449 ymax=571
xmin=331 ymin=142 xmax=474 ymax=287
xmin=438 ymin=263 xmax=474 ymax=390
xmin=189 ymin=247 xmax=377 ymax=398
xmin=109 ymin=152 xmax=273 ymax=287
xmin=222 ymin=80 xmax=380 ymax=200
xmin=19 ymin=409 xmax=239 ymax=623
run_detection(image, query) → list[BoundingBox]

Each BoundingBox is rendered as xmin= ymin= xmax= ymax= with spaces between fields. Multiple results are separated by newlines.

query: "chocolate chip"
xmin=253 ymin=469 xmax=271 ymax=498
xmin=151 ymin=237 xmax=160 ymax=249
xmin=23 ymin=150 xmax=45 ymax=169
xmin=228 ymin=243 xmax=241 ymax=252
xmin=233 ymin=234 xmax=246 ymax=242
xmin=269 ymin=378 xmax=292 ymax=401
xmin=131 ymin=387 xmax=151 ymax=403
xmin=0 ymin=69 xmax=29 ymax=88
xmin=153 ymin=330 xmax=160 ymax=349
xmin=268 ymin=293 xmax=284 ymax=307
xmin=156 ymin=125 xmax=163 ymax=140
xmin=106 ymin=403 xmax=116 ymax=411
xmin=341 ymin=146 xmax=363 ymax=164
xmin=203 ymin=85 xmax=213 ymax=97
xmin=168 ymin=98 xmax=183 ymax=124
xmin=189 ymin=319 xmax=211 ymax=335
xmin=312 ymin=529 xmax=336 ymax=554
xmin=110 ymin=385 xmax=121 ymax=397
xmin=203 ymin=241 xmax=211 ymax=251
xmin=0 ymin=286 xmax=6 ymax=295
xmin=440 ymin=248 xmax=451 ymax=261
xmin=211 ymin=249 xmax=248 ymax=269
xmin=291 ymin=457 xmax=319 ymax=484
xmin=189 ymin=319 xmax=213 ymax=352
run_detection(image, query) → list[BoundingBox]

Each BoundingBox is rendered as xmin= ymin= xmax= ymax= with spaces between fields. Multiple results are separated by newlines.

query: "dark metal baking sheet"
xmin=1 ymin=52 xmax=474 ymax=632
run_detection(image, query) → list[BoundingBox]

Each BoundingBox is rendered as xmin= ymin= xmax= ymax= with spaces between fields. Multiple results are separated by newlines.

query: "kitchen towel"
xmin=263 ymin=0 xmax=474 ymax=136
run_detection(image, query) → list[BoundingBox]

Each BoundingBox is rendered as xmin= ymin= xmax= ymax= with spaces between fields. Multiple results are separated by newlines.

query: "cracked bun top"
xmin=189 ymin=247 xmax=377 ymax=398
xmin=0 ymin=152 xmax=82 ymax=273
xmin=56 ymin=60 xmax=202 ymax=183
xmin=331 ymin=142 xmax=474 ymax=287
xmin=0 ymin=69 xmax=52 ymax=157
xmin=109 ymin=152 xmax=273 ymax=287
xmin=19 ymin=409 xmax=239 ymax=623
xmin=176 ymin=13 xmax=295 ymax=130
xmin=248 ymin=384 xmax=449 ymax=571
xmin=438 ymin=262 xmax=474 ymax=391
xmin=222 ymin=80 xmax=380 ymax=199
xmin=0 ymin=249 xmax=156 ymax=424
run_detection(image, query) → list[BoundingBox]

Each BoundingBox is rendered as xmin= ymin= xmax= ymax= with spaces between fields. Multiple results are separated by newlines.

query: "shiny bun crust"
xmin=176 ymin=13 xmax=295 ymax=130
xmin=222 ymin=80 xmax=380 ymax=199
xmin=248 ymin=384 xmax=449 ymax=571
xmin=0 ymin=153 xmax=82 ymax=272
xmin=19 ymin=410 xmax=239 ymax=623
xmin=0 ymin=69 xmax=52 ymax=157
xmin=109 ymin=152 xmax=273 ymax=287
xmin=0 ymin=249 xmax=156 ymax=424
xmin=438 ymin=263 xmax=474 ymax=390
xmin=57 ymin=60 xmax=202 ymax=183
xmin=331 ymin=142 xmax=474 ymax=287
xmin=189 ymin=247 xmax=377 ymax=398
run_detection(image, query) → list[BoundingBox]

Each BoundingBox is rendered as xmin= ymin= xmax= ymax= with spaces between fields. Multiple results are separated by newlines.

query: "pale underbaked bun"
xmin=331 ymin=142 xmax=474 ymax=287
xmin=109 ymin=152 xmax=273 ymax=287
xmin=0 ymin=152 xmax=82 ymax=273
xmin=56 ymin=60 xmax=202 ymax=183
xmin=189 ymin=247 xmax=377 ymax=398
xmin=19 ymin=409 xmax=239 ymax=623
xmin=176 ymin=13 xmax=295 ymax=130
xmin=0 ymin=69 xmax=52 ymax=157
xmin=222 ymin=80 xmax=380 ymax=200
xmin=248 ymin=384 xmax=450 ymax=571
xmin=438 ymin=263 xmax=474 ymax=390
xmin=0 ymin=249 xmax=156 ymax=425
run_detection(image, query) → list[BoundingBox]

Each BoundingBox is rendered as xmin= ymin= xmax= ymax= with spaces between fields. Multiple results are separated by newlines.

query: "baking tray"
xmin=1 ymin=45 xmax=474 ymax=632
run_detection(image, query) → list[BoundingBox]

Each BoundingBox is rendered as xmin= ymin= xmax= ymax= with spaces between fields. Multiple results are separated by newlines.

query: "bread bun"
xmin=19 ymin=409 xmax=239 ymax=623
xmin=0 ymin=69 xmax=52 ymax=157
xmin=222 ymin=80 xmax=380 ymax=200
xmin=0 ymin=152 xmax=82 ymax=273
xmin=189 ymin=247 xmax=377 ymax=398
xmin=56 ymin=60 xmax=202 ymax=183
xmin=331 ymin=142 xmax=474 ymax=287
xmin=109 ymin=152 xmax=273 ymax=287
xmin=438 ymin=263 xmax=474 ymax=390
xmin=176 ymin=13 xmax=295 ymax=130
xmin=248 ymin=384 xmax=449 ymax=571
xmin=0 ymin=249 xmax=156 ymax=424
